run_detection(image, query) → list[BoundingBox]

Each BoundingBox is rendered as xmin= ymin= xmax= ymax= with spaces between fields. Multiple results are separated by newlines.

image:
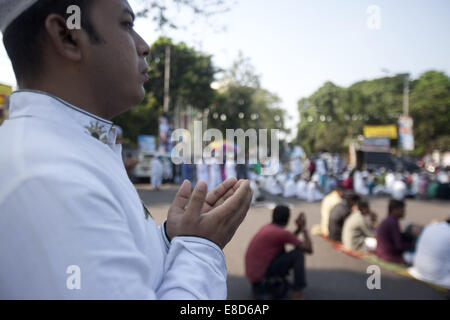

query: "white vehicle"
xmin=131 ymin=152 xmax=153 ymax=180
xmin=131 ymin=152 xmax=172 ymax=181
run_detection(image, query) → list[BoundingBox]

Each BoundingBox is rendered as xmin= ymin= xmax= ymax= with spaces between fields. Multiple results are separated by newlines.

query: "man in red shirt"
xmin=245 ymin=205 xmax=313 ymax=299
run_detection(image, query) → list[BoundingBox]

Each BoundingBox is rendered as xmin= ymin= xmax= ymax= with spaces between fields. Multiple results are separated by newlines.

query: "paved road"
xmin=137 ymin=184 xmax=449 ymax=300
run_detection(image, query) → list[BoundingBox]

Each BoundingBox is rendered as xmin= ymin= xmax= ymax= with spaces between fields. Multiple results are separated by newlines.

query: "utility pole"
xmin=403 ymin=74 xmax=409 ymax=117
xmin=163 ymin=45 xmax=171 ymax=114
xmin=381 ymin=69 xmax=412 ymax=155
xmin=381 ymin=69 xmax=409 ymax=117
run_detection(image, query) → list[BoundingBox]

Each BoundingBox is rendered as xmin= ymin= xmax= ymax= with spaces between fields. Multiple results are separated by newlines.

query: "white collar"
xmin=8 ymin=90 xmax=118 ymax=146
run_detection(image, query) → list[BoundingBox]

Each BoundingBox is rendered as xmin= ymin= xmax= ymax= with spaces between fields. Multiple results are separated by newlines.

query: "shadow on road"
xmin=227 ymin=270 xmax=448 ymax=300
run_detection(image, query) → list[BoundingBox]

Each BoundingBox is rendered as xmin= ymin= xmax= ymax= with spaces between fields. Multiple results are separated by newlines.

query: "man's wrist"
xmin=164 ymin=221 xmax=172 ymax=242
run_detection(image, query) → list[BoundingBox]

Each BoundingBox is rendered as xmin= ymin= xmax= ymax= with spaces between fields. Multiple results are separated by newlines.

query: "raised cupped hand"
xmin=166 ymin=178 xmax=253 ymax=249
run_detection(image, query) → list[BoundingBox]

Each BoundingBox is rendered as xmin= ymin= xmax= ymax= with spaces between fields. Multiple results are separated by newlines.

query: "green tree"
xmin=295 ymin=71 xmax=450 ymax=155
xmin=296 ymin=82 xmax=350 ymax=154
xmin=410 ymin=71 xmax=450 ymax=154
xmin=208 ymin=54 xmax=286 ymax=134
xmin=145 ymin=37 xmax=217 ymax=114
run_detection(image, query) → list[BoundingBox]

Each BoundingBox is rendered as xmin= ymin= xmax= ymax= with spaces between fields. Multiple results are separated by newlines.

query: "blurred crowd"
xmin=249 ymin=153 xmax=450 ymax=203
xmin=139 ymin=151 xmax=450 ymax=203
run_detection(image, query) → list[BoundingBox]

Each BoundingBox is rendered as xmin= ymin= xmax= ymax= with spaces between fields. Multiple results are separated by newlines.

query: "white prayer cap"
xmin=0 ymin=0 xmax=39 ymax=33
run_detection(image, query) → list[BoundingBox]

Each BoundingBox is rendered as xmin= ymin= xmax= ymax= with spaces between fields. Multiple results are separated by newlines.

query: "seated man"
xmin=328 ymin=192 xmax=360 ymax=242
xmin=245 ymin=205 xmax=313 ymax=300
xmin=342 ymin=199 xmax=377 ymax=252
xmin=408 ymin=218 xmax=450 ymax=289
xmin=376 ymin=199 xmax=417 ymax=265
xmin=320 ymin=185 xmax=345 ymax=237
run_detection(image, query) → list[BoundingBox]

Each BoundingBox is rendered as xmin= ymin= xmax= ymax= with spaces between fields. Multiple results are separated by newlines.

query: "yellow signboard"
xmin=363 ymin=125 xmax=398 ymax=139
xmin=0 ymin=95 xmax=5 ymax=105
xmin=0 ymin=83 xmax=13 ymax=96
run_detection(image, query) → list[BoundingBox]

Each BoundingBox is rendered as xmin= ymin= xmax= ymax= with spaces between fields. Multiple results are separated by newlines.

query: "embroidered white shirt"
xmin=0 ymin=90 xmax=227 ymax=299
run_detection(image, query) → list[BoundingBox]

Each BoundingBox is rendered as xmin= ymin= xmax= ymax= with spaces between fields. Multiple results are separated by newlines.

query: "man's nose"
xmin=136 ymin=34 xmax=150 ymax=57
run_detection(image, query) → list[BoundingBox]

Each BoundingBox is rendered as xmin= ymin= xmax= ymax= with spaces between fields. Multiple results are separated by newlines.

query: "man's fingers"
xmin=228 ymin=184 xmax=253 ymax=227
xmin=185 ymin=181 xmax=208 ymax=219
xmin=212 ymin=180 xmax=251 ymax=220
xmin=201 ymin=178 xmax=241 ymax=213
xmin=234 ymin=179 xmax=245 ymax=190
xmin=207 ymin=179 xmax=244 ymax=211
xmin=170 ymin=180 xmax=191 ymax=211
xmin=205 ymin=177 xmax=238 ymax=208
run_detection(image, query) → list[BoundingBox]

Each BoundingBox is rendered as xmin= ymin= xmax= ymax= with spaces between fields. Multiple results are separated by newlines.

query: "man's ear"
xmin=44 ymin=13 xmax=83 ymax=62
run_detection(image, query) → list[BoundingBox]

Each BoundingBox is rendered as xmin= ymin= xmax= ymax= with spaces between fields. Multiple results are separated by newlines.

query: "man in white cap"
xmin=0 ymin=0 xmax=252 ymax=299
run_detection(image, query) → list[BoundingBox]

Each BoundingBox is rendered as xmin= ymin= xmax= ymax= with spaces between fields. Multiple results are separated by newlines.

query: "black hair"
xmin=343 ymin=191 xmax=360 ymax=205
xmin=3 ymin=0 xmax=100 ymax=83
xmin=272 ymin=205 xmax=290 ymax=226
xmin=358 ymin=199 xmax=370 ymax=211
xmin=388 ymin=199 xmax=405 ymax=214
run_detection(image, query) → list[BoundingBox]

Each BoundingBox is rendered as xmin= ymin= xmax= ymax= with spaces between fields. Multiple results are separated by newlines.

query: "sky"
xmin=1 ymin=0 xmax=450 ymax=140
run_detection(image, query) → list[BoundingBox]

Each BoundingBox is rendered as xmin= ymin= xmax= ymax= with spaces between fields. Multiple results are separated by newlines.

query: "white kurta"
xmin=332 ymin=155 xmax=340 ymax=175
xmin=385 ymin=173 xmax=395 ymax=194
xmin=411 ymin=173 xmax=420 ymax=195
xmin=296 ymin=180 xmax=308 ymax=200
xmin=0 ymin=91 xmax=226 ymax=299
xmin=196 ymin=161 xmax=209 ymax=184
xmin=307 ymin=181 xmax=324 ymax=202
xmin=249 ymin=180 xmax=261 ymax=204
xmin=150 ymin=158 xmax=163 ymax=187
xmin=225 ymin=161 xmax=237 ymax=180
xmin=391 ymin=179 xmax=407 ymax=200
xmin=316 ymin=158 xmax=326 ymax=176
xmin=207 ymin=159 xmax=222 ymax=192
xmin=264 ymin=176 xmax=282 ymax=195
xmin=409 ymin=222 xmax=450 ymax=289
xmin=283 ymin=178 xmax=297 ymax=198
xmin=290 ymin=158 xmax=303 ymax=176
xmin=163 ymin=159 xmax=173 ymax=180
xmin=354 ymin=171 xmax=369 ymax=196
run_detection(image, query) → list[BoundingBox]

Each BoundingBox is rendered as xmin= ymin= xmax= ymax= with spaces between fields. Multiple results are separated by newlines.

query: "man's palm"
xmin=166 ymin=178 xmax=241 ymax=241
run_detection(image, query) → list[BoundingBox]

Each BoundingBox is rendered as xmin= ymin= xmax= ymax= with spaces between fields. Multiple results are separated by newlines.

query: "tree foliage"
xmin=208 ymin=54 xmax=286 ymax=135
xmin=410 ymin=71 xmax=450 ymax=154
xmin=145 ymin=37 xmax=217 ymax=113
xmin=295 ymin=71 xmax=450 ymax=155
xmin=136 ymin=0 xmax=232 ymax=30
